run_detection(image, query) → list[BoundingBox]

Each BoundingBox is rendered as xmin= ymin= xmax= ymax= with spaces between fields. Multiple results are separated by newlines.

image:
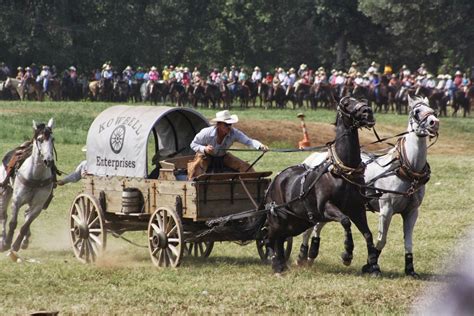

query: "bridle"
xmin=409 ymin=102 xmax=438 ymax=138
xmin=337 ymin=97 xmax=374 ymax=131
xmin=33 ymin=126 xmax=55 ymax=166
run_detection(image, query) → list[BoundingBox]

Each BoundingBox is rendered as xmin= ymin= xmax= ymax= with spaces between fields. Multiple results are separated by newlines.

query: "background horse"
xmin=300 ymin=96 xmax=439 ymax=277
xmin=1 ymin=119 xmax=56 ymax=260
xmin=263 ymin=97 xmax=379 ymax=274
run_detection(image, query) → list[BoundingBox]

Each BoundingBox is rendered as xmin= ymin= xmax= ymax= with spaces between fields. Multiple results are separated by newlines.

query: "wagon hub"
xmin=74 ymin=223 xmax=89 ymax=239
xmin=151 ymin=231 xmax=168 ymax=249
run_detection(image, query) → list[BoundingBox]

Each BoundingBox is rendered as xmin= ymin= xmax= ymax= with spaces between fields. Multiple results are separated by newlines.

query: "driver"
xmin=188 ymin=110 xmax=268 ymax=179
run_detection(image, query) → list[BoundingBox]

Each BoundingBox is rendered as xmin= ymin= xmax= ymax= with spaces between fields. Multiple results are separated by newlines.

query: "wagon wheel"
xmin=184 ymin=241 xmax=214 ymax=258
xmin=69 ymin=193 xmax=106 ymax=263
xmin=256 ymin=237 xmax=293 ymax=264
xmin=148 ymin=207 xmax=184 ymax=267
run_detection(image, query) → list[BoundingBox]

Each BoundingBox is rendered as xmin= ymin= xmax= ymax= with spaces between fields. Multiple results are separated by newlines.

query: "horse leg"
xmin=307 ymin=222 xmax=326 ymax=264
xmin=323 ymin=201 xmax=354 ymax=266
xmin=4 ymin=198 xmax=22 ymax=250
xmin=402 ymin=207 xmax=420 ymax=278
xmin=350 ymin=212 xmax=381 ymax=276
xmin=0 ymin=186 xmax=12 ymax=251
xmin=11 ymin=205 xmax=42 ymax=252
xmin=271 ymin=236 xmax=287 ymax=274
xmin=296 ymin=227 xmax=312 ymax=266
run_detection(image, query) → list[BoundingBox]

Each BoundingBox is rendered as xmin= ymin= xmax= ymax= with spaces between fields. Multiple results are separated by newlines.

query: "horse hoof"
xmin=295 ymin=258 xmax=307 ymax=267
xmin=341 ymin=253 xmax=353 ymax=266
xmin=362 ymin=263 xmax=381 ymax=277
xmin=406 ymin=271 xmax=420 ymax=279
xmin=307 ymin=258 xmax=315 ymax=266
xmin=6 ymin=250 xmax=21 ymax=263
xmin=20 ymin=240 xmax=29 ymax=250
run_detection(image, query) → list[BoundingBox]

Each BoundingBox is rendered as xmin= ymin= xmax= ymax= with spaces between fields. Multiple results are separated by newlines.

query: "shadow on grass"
xmin=182 ymin=255 xmax=264 ymax=267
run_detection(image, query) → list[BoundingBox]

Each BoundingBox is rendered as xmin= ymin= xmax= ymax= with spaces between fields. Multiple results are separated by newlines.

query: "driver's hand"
xmin=259 ymin=145 xmax=269 ymax=152
xmin=204 ymin=145 xmax=214 ymax=155
xmin=57 ymin=180 xmax=65 ymax=186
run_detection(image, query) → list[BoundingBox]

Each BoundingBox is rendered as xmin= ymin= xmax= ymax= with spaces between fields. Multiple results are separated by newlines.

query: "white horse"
xmin=0 ymin=119 xmax=55 ymax=259
xmin=298 ymin=96 xmax=439 ymax=277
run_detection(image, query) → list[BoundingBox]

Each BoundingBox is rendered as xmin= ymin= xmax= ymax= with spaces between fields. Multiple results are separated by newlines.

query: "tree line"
xmin=0 ymin=0 xmax=472 ymax=75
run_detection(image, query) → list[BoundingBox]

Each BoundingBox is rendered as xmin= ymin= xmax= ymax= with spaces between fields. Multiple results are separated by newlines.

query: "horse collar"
xmin=327 ymin=144 xmax=365 ymax=178
xmin=395 ymin=138 xmax=431 ymax=186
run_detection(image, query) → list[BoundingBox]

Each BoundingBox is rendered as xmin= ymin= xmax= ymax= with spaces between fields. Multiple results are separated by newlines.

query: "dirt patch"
xmin=236 ymin=119 xmax=471 ymax=156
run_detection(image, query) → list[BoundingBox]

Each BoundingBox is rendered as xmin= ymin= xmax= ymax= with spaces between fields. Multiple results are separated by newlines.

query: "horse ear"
xmin=340 ymin=96 xmax=351 ymax=108
xmin=32 ymin=120 xmax=38 ymax=130
xmin=47 ymin=118 xmax=54 ymax=129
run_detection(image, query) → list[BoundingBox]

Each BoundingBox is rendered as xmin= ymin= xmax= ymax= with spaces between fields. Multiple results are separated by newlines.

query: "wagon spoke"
xmin=80 ymin=198 xmax=87 ymax=221
xmin=166 ymin=224 xmax=177 ymax=237
xmin=75 ymin=202 xmax=84 ymax=222
xmin=88 ymin=216 xmax=99 ymax=228
xmin=72 ymin=214 xmax=82 ymax=226
xmin=155 ymin=213 xmax=164 ymax=230
xmin=89 ymin=232 xmax=102 ymax=246
xmin=162 ymin=211 xmax=168 ymax=231
xmin=86 ymin=205 xmax=94 ymax=224
xmin=158 ymin=249 xmax=164 ymax=266
xmin=152 ymin=247 xmax=159 ymax=257
xmin=169 ymin=244 xmax=180 ymax=258
xmin=168 ymin=237 xmax=180 ymax=244
xmin=89 ymin=228 xmax=102 ymax=233
xmin=164 ymin=249 xmax=171 ymax=267
xmin=88 ymin=239 xmax=97 ymax=261
xmin=166 ymin=248 xmax=176 ymax=264
xmin=79 ymin=240 xmax=84 ymax=258
xmin=151 ymin=223 xmax=161 ymax=235
xmin=73 ymin=238 xmax=81 ymax=247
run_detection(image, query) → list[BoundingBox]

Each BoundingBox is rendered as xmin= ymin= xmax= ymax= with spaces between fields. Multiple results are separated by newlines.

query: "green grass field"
xmin=0 ymin=101 xmax=473 ymax=314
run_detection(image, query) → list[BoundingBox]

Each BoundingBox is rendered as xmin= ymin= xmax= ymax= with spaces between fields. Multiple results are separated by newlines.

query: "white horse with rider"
xmin=0 ymin=118 xmax=56 ymax=261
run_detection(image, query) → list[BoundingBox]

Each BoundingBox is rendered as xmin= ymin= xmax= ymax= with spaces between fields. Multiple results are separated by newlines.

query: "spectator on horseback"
xmin=36 ymin=65 xmax=51 ymax=93
xmin=297 ymin=64 xmax=307 ymax=78
xmin=122 ymin=66 xmax=134 ymax=88
xmin=174 ymin=67 xmax=183 ymax=83
xmin=371 ymin=72 xmax=381 ymax=102
xmin=30 ymin=63 xmax=39 ymax=77
xmin=263 ymin=72 xmax=273 ymax=84
xmin=425 ymin=74 xmax=436 ymax=89
xmin=192 ymin=66 xmax=200 ymax=80
xmin=162 ymin=65 xmax=170 ymax=82
xmin=399 ymin=65 xmax=411 ymax=80
xmin=285 ymin=67 xmax=297 ymax=95
xmin=389 ymin=73 xmax=400 ymax=88
xmin=220 ymin=67 xmax=229 ymax=82
xmin=168 ymin=65 xmax=176 ymax=81
xmin=367 ymin=61 xmax=378 ymax=75
xmin=445 ymin=74 xmax=455 ymax=102
xmin=0 ymin=62 xmax=10 ymax=80
xmin=134 ymin=67 xmax=145 ymax=81
xmin=453 ymin=70 xmax=463 ymax=88
xmin=417 ymin=63 xmax=428 ymax=76
xmin=348 ymin=61 xmax=358 ymax=77
xmin=238 ymin=67 xmax=248 ymax=83
xmin=436 ymin=74 xmax=446 ymax=91
xmin=227 ymin=65 xmax=239 ymax=96
xmin=182 ymin=67 xmax=191 ymax=88
xmin=146 ymin=66 xmax=160 ymax=90
xmin=251 ymin=66 xmax=262 ymax=83
xmin=101 ymin=64 xmax=113 ymax=80
xmin=15 ymin=67 xmax=24 ymax=80
xmin=209 ymin=68 xmax=219 ymax=83
xmin=69 ymin=66 xmax=77 ymax=81
xmin=187 ymin=110 xmax=268 ymax=179
xmin=383 ymin=63 xmax=393 ymax=76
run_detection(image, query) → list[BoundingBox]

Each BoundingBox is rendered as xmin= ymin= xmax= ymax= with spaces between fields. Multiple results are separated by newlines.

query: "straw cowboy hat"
xmin=211 ymin=110 xmax=239 ymax=124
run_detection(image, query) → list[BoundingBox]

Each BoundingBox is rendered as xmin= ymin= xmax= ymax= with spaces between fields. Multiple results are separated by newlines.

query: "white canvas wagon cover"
xmin=86 ymin=105 xmax=209 ymax=177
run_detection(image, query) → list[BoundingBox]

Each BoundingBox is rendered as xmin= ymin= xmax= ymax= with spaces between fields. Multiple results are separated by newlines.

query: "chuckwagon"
xmin=69 ymin=105 xmax=292 ymax=267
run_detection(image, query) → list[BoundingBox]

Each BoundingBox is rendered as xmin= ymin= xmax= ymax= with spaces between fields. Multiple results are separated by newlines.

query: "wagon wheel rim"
xmin=184 ymin=241 xmax=214 ymax=258
xmin=256 ymin=237 xmax=293 ymax=264
xmin=69 ymin=193 xmax=106 ymax=263
xmin=148 ymin=207 xmax=183 ymax=268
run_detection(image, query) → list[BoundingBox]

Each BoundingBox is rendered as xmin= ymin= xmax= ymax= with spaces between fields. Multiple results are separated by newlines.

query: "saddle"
xmin=1 ymin=141 xmax=33 ymax=188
